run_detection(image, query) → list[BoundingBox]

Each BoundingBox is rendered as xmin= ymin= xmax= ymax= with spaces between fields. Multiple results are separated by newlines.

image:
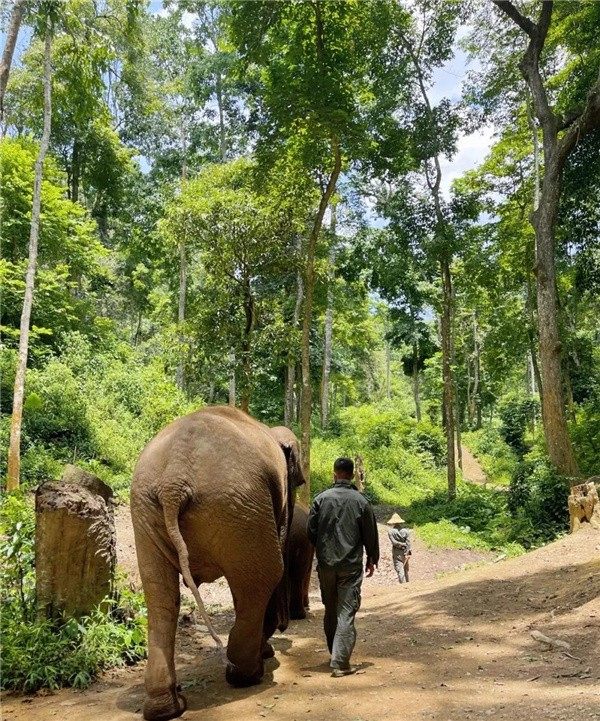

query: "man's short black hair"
xmin=333 ymin=457 xmax=354 ymax=477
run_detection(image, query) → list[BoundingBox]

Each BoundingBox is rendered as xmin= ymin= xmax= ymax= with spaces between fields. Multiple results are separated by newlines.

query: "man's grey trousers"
xmin=317 ymin=565 xmax=363 ymax=670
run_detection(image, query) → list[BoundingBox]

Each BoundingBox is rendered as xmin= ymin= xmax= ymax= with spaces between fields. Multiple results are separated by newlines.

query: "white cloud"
xmin=440 ymin=124 xmax=496 ymax=197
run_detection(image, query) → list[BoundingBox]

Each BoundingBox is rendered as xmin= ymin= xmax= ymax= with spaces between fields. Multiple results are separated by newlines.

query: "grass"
xmin=312 ymin=402 xmax=527 ymax=556
xmin=416 ymin=518 xmax=492 ymax=551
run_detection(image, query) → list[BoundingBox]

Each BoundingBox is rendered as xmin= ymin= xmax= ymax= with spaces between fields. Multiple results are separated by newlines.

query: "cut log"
xmin=61 ymin=463 xmax=113 ymax=502
xmin=35 ymin=469 xmax=116 ymax=619
xmin=568 ymin=479 xmax=600 ymax=534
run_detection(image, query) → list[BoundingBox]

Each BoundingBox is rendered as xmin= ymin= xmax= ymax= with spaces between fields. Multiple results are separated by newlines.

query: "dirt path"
xmin=459 ymin=445 xmax=487 ymax=485
xmin=3 ymin=515 xmax=599 ymax=721
xmin=113 ymin=505 xmax=494 ymax=608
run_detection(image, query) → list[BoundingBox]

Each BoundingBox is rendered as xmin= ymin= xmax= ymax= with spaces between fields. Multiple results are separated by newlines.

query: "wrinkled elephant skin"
xmin=130 ymin=406 xmax=304 ymax=721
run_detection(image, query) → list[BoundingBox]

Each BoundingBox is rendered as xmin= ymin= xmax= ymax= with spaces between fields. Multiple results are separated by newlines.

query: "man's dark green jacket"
xmin=307 ymin=481 xmax=380 ymax=570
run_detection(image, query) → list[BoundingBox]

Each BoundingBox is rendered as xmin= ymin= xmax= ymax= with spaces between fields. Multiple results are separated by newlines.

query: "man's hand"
xmin=366 ymin=561 xmax=377 ymax=578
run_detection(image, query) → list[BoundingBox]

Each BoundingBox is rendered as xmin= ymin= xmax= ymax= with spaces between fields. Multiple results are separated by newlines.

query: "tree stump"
xmin=35 ymin=467 xmax=116 ymax=619
xmin=568 ymin=479 xmax=600 ymax=534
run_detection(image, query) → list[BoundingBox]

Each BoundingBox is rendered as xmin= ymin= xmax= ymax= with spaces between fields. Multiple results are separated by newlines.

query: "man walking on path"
xmin=307 ymin=457 xmax=379 ymax=677
xmin=387 ymin=513 xmax=411 ymax=583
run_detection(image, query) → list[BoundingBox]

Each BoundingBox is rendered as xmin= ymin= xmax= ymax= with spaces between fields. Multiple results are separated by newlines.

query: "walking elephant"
xmin=289 ymin=503 xmax=314 ymax=620
xmin=130 ymin=406 xmax=305 ymax=721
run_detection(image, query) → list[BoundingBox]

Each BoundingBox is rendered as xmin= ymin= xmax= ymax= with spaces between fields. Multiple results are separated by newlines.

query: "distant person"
xmin=307 ymin=457 xmax=379 ymax=677
xmin=387 ymin=513 xmax=411 ymax=583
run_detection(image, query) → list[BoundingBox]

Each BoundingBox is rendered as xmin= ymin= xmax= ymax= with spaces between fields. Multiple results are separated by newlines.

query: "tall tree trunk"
xmin=525 ymin=275 xmax=544 ymax=403
xmin=320 ymin=207 xmax=336 ymax=429
xmin=385 ymin=342 xmax=391 ymax=401
xmin=412 ymin=340 xmax=421 ymax=421
xmin=440 ymin=259 xmax=457 ymax=500
xmin=7 ymin=25 xmax=53 ymax=492
xmin=469 ymin=312 xmax=481 ymax=429
xmin=240 ymin=279 xmax=254 ymax=413
xmin=176 ymin=124 xmax=187 ymax=392
xmin=299 ymin=137 xmax=341 ymax=504
xmin=450 ymin=299 xmax=462 ymax=472
xmin=400 ymin=32 xmax=457 ymax=497
xmin=216 ymin=71 xmax=226 ymax=162
xmin=534 ymin=157 xmax=578 ymax=475
xmin=455 ymin=399 xmax=463 ymax=471
xmin=71 ymin=138 xmax=80 ymax=203
xmin=284 ymin=247 xmax=303 ymax=427
xmin=175 ymin=237 xmax=187 ymax=391
xmin=0 ymin=0 xmax=26 ymax=129
xmin=228 ymin=351 xmax=236 ymax=407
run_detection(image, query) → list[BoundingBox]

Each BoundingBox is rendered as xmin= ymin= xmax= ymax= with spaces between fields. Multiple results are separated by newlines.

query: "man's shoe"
xmin=331 ymin=666 xmax=358 ymax=678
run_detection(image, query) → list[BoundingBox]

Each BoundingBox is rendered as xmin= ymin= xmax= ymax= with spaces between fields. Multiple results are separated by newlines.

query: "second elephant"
xmin=289 ymin=503 xmax=314 ymax=620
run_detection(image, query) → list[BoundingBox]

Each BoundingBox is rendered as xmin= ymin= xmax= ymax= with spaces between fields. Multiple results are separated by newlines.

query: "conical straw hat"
xmin=387 ymin=513 xmax=405 ymax=525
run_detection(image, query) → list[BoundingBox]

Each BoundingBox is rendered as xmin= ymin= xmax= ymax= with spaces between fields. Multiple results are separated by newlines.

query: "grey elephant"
xmin=130 ymin=406 xmax=304 ymax=721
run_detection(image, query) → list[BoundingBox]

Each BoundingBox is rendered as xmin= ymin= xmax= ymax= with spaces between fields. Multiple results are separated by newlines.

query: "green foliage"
xmin=508 ymin=452 xmax=571 ymax=544
xmin=1 ymin=595 xmax=147 ymax=693
xmin=0 ymin=335 xmax=195 ymax=493
xmin=313 ymin=400 xmax=569 ymax=553
xmin=0 ymin=138 xmax=110 ymax=357
xmin=24 ymin=360 xmax=93 ymax=453
xmin=0 ymin=495 xmax=147 ymax=692
xmin=312 ymin=401 xmax=447 ymax=504
xmin=0 ymin=494 xmax=36 ymax=622
xmin=571 ymin=397 xmax=600 ymax=477
xmin=409 ymin=483 xmax=525 ymax=555
xmin=498 ymin=394 xmax=539 ymax=457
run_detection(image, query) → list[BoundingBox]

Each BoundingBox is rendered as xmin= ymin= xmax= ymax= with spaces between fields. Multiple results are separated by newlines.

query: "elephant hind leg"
xmin=289 ymin=572 xmax=307 ymax=620
xmin=134 ymin=524 xmax=185 ymax=721
xmin=225 ymin=548 xmax=283 ymax=688
xmin=225 ymin=585 xmax=272 ymax=687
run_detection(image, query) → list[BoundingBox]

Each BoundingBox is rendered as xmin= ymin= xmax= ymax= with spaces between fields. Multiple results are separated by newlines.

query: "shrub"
xmin=335 ymin=405 xmax=406 ymax=448
xmin=498 ymin=394 xmax=539 ymax=457
xmin=1 ymin=599 xmax=147 ymax=692
xmin=571 ymin=394 xmax=600 ymax=476
xmin=507 ymin=453 xmax=570 ymax=544
xmin=409 ymin=419 xmax=446 ymax=466
xmin=24 ymin=360 xmax=93 ymax=455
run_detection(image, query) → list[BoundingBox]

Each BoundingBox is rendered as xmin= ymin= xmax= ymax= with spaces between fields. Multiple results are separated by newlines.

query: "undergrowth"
xmin=0 ymin=493 xmax=147 ymax=692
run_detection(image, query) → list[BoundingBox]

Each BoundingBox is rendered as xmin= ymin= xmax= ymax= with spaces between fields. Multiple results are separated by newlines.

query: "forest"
xmin=1 ymin=0 xmax=599 ymax=710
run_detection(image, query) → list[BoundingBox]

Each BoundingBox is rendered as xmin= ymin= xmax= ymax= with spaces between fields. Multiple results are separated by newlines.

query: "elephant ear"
xmin=270 ymin=426 xmax=305 ymax=490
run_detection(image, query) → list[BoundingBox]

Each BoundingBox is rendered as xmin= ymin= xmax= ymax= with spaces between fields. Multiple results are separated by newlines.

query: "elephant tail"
xmin=162 ymin=497 xmax=226 ymax=660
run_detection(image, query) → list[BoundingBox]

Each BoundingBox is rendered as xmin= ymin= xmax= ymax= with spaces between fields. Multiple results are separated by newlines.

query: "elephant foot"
xmin=262 ymin=642 xmax=275 ymax=659
xmin=226 ymin=661 xmax=263 ymax=688
xmin=143 ymin=690 xmax=186 ymax=721
xmin=289 ymin=605 xmax=307 ymax=620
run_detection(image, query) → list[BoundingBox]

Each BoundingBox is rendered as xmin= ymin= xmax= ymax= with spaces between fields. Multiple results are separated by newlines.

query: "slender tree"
xmin=299 ymin=138 xmax=342 ymax=493
xmin=7 ymin=13 xmax=53 ymax=491
xmin=395 ymin=4 xmax=462 ymax=499
xmin=320 ymin=205 xmax=337 ymax=429
xmin=284 ymin=238 xmax=303 ymax=427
